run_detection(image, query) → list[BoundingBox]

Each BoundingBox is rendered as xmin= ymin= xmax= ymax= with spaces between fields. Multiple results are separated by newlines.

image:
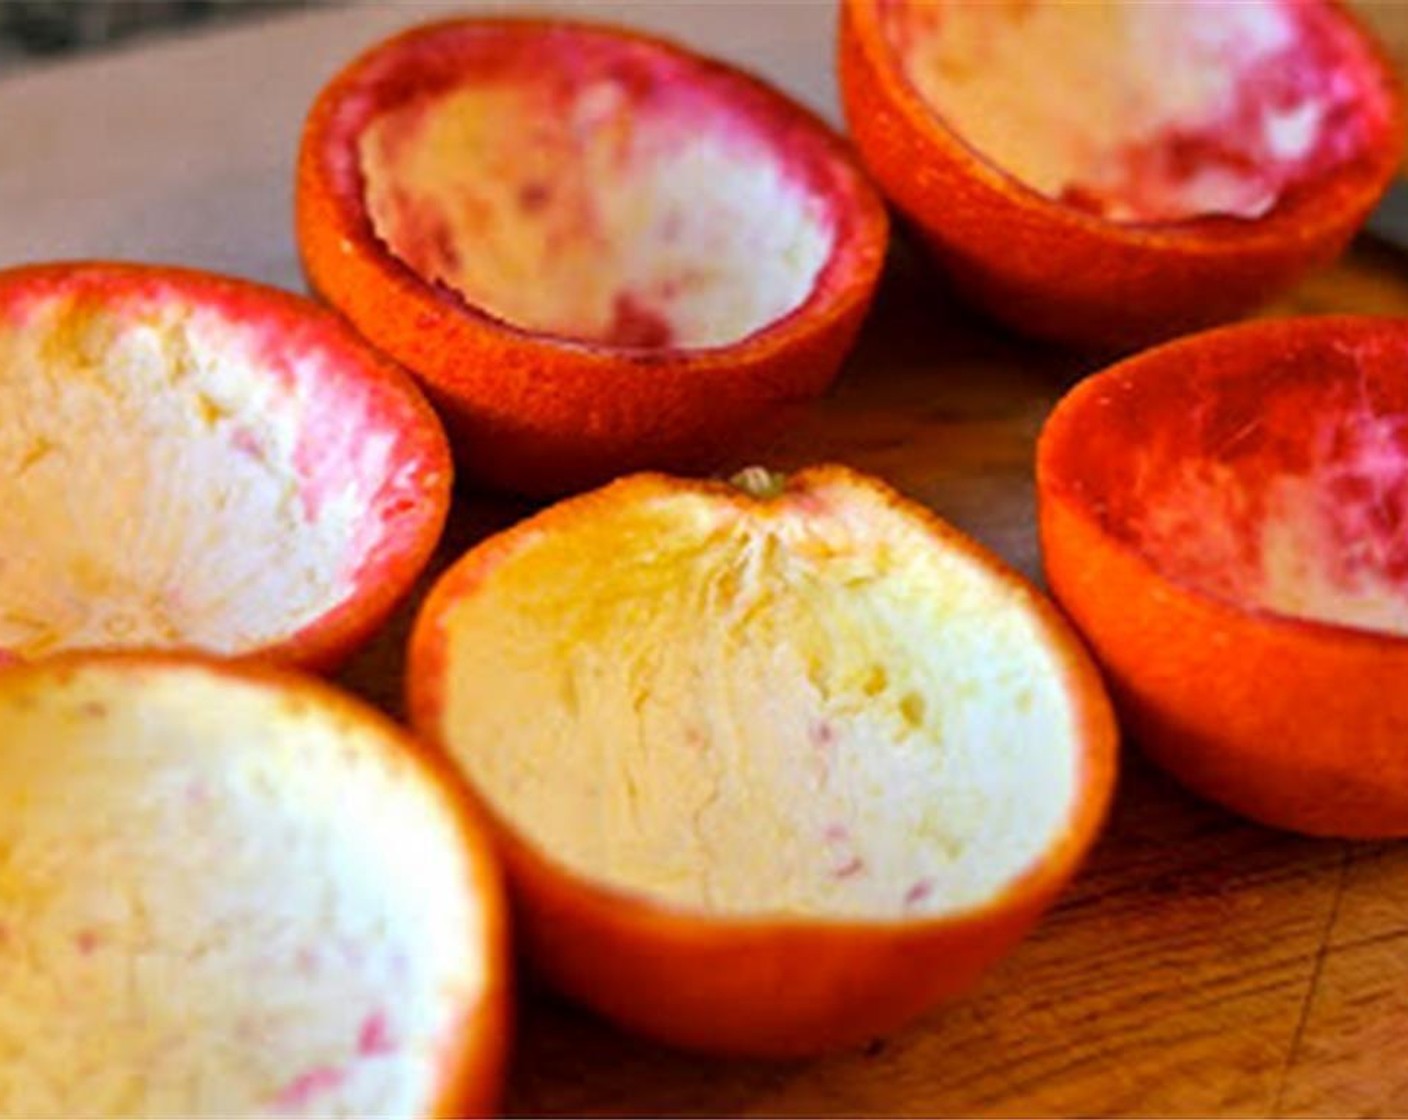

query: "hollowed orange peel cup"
xmin=1040 ymin=316 xmax=1408 ymax=837
xmin=297 ymin=17 xmax=889 ymax=496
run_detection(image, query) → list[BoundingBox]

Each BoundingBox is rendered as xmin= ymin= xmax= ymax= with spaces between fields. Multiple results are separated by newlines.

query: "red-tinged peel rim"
xmin=846 ymin=0 xmax=1404 ymax=252
xmin=407 ymin=466 xmax=1117 ymax=939
xmin=0 ymin=650 xmax=509 ymax=1118
xmin=0 ymin=261 xmax=451 ymax=671
xmin=301 ymin=16 xmax=889 ymax=364
xmin=1039 ymin=314 xmax=1408 ymax=651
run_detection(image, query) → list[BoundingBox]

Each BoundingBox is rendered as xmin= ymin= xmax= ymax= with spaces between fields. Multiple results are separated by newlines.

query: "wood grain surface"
xmin=4 ymin=2 xmax=1408 ymax=1115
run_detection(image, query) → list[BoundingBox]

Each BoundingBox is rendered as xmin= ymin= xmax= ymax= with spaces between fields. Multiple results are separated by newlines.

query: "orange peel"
xmin=839 ymin=0 xmax=1403 ymax=350
xmin=297 ymin=17 xmax=889 ymax=496
xmin=0 ymin=652 xmax=508 ymax=1116
xmin=408 ymin=465 xmax=1116 ymax=1055
xmin=0 ymin=261 xmax=450 ymax=671
xmin=1040 ymin=315 xmax=1408 ymax=836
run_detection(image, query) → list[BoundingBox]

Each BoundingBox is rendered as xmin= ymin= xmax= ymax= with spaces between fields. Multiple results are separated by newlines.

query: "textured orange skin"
xmin=0 ymin=261 xmax=452 ymax=675
xmin=838 ymin=0 xmax=1405 ymax=352
xmin=1038 ymin=317 xmax=1408 ymax=838
xmin=0 ymin=650 xmax=512 ymax=1118
xmin=296 ymin=17 xmax=890 ymax=498
xmin=407 ymin=465 xmax=1118 ymax=1057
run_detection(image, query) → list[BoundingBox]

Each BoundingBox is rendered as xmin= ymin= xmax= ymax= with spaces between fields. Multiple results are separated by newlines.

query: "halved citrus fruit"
xmin=407 ymin=465 xmax=1115 ymax=1056
xmin=839 ymin=0 xmax=1403 ymax=351
xmin=0 ymin=652 xmax=508 ymax=1117
xmin=296 ymin=17 xmax=889 ymax=497
xmin=0 ymin=262 xmax=450 ymax=671
xmin=1039 ymin=315 xmax=1408 ymax=837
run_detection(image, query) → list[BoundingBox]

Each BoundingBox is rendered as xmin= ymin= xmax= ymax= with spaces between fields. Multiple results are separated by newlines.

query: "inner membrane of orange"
xmin=432 ymin=475 xmax=1086 ymax=920
xmin=1060 ymin=340 xmax=1408 ymax=635
xmin=882 ymin=0 xmax=1390 ymax=223
xmin=357 ymin=29 xmax=836 ymax=348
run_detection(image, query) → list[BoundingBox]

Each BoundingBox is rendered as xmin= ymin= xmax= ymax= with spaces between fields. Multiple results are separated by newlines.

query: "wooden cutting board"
xmin=4 ymin=3 xmax=1408 ymax=1114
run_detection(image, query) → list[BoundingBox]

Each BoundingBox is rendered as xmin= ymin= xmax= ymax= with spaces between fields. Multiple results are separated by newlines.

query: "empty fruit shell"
xmin=0 ymin=262 xmax=451 ymax=671
xmin=0 ymin=652 xmax=508 ymax=1117
xmin=839 ymin=0 xmax=1403 ymax=351
xmin=407 ymin=465 xmax=1116 ymax=1056
xmin=1039 ymin=315 xmax=1408 ymax=837
xmin=297 ymin=17 xmax=889 ymax=496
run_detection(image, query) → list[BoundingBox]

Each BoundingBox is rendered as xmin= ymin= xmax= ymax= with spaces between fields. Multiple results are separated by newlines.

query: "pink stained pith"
xmin=342 ymin=21 xmax=854 ymax=229
xmin=903 ymin=878 xmax=933 ymax=907
xmin=357 ymin=1009 xmax=396 ymax=1056
xmin=606 ymin=293 xmax=673 ymax=349
xmin=273 ymin=1065 xmax=347 ymax=1109
xmin=138 ymin=266 xmax=443 ymax=573
xmin=336 ymin=19 xmax=856 ymax=351
xmin=267 ymin=315 xmax=446 ymax=591
xmin=0 ymin=266 xmax=439 ymax=594
xmin=1068 ymin=8 xmax=1377 ymax=223
xmin=809 ymin=720 xmax=838 ymax=783
xmin=832 ymin=855 xmax=866 ymax=880
xmin=1057 ymin=324 xmax=1408 ymax=633
xmin=229 ymin=426 xmax=264 ymax=461
xmin=1137 ymin=394 xmax=1408 ymax=619
xmin=881 ymin=0 xmax=1392 ymax=224
xmin=1316 ymin=411 xmax=1408 ymax=587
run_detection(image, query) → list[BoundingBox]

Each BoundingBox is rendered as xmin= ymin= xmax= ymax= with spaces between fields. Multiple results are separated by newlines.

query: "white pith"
xmin=435 ymin=478 xmax=1082 ymax=920
xmin=359 ymin=78 xmax=834 ymax=347
xmin=0 ymin=662 xmax=489 ymax=1118
xmin=890 ymin=0 xmax=1353 ymax=222
xmin=0 ymin=292 xmax=400 ymax=658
